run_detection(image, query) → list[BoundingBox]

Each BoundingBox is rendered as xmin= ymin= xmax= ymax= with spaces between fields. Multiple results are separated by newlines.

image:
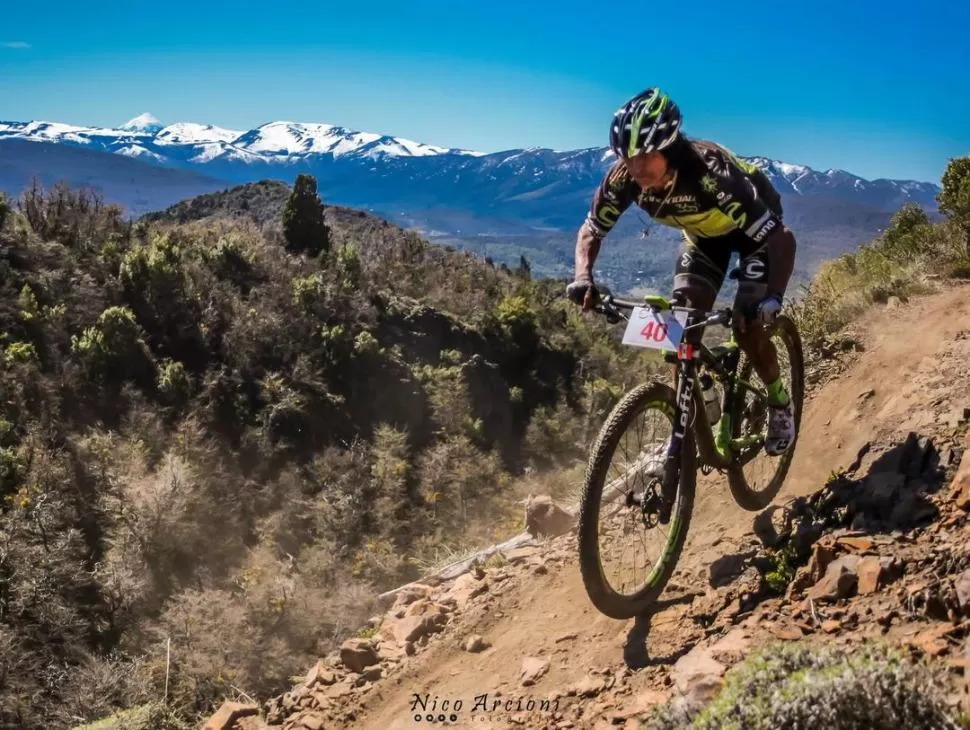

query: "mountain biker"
xmin=566 ymin=87 xmax=797 ymax=456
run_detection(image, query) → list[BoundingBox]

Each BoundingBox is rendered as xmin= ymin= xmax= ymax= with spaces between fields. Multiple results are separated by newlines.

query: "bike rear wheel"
xmin=726 ymin=314 xmax=805 ymax=511
xmin=577 ymin=382 xmax=696 ymax=620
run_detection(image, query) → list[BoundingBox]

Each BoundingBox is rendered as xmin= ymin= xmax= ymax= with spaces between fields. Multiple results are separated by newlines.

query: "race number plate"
xmin=621 ymin=307 xmax=687 ymax=351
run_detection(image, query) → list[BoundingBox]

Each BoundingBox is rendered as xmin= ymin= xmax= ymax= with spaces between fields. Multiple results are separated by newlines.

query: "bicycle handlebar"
xmin=591 ymin=294 xmax=734 ymax=332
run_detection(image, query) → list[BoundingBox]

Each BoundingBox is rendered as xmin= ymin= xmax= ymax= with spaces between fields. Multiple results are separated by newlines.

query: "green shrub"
xmin=642 ymin=640 xmax=962 ymax=730
xmin=72 ymin=306 xmax=156 ymax=385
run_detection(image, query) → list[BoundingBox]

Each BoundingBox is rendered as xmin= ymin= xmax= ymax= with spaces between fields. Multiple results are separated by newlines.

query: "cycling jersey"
xmin=582 ymin=139 xmax=784 ymax=245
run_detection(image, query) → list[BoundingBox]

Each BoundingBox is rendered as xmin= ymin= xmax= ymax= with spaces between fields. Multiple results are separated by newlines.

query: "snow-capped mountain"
xmin=0 ymin=114 xmax=482 ymax=169
xmin=120 ymin=113 xmax=164 ymax=134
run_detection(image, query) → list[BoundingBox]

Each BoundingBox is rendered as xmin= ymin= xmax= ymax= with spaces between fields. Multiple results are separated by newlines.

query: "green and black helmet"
xmin=609 ymin=87 xmax=682 ymax=158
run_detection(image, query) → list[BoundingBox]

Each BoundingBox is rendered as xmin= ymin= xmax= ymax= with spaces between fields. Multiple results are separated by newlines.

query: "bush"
xmin=642 ymin=640 xmax=963 ymax=730
xmin=72 ymin=306 xmax=156 ymax=386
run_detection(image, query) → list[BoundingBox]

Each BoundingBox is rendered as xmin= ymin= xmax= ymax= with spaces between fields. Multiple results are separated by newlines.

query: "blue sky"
xmin=1 ymin=0 xmax=968 ymax=182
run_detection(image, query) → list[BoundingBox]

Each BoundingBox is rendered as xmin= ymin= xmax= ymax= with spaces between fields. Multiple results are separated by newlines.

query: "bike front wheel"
xmin=577 ymin=381 xmax=697 ymax=620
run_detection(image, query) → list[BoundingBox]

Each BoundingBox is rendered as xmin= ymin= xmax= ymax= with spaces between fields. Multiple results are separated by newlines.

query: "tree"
xmin=937 ymin=156 xmax=970 ymax=254
xmin=0 ymin=191 xmax=8 ymax=229
xmin=281 ymin=174 xmax=330 ymax=256
xmin=880 ymin=202 xmax=931 ymax=260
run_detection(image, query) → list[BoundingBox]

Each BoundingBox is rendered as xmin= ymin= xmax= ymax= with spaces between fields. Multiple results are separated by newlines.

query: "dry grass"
xmin=790 ymin=218 xmax=970 ymax=348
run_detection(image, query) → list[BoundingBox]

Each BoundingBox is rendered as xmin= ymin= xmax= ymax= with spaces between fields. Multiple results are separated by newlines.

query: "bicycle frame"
xmin=594 ymin=293 xmax=769 ymax=504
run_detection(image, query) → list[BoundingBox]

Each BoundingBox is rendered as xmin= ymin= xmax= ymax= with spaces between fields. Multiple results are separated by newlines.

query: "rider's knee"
xmin=735 ymin=323 xmax=768 ymax=350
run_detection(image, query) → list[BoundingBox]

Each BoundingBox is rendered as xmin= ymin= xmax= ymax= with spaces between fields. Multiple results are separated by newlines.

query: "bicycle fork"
xmin=658 ymin=345 xmax=696 ymax=523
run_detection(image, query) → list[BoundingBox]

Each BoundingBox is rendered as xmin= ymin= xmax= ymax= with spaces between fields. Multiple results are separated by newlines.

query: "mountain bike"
xmin=576 ymin=276 xmax=804 ymax=620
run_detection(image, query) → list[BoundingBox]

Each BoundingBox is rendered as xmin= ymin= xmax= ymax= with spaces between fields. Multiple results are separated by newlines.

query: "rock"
xmin=504 ymin=546 xmax=542 ymax=563
xmin=391 ymin=583 xmax=434 ymax=608
xmin=358 ymin=665 xmax=382 ymax=683
xmin=671 ymin=647 xmax=727 ymax=699
xmin=447 ymin=573 xmax=489 ymax=608
xmin=465 ymin=635 xmax=490 ymax=653
xmin=299 ymin=715 xmax=327 ymax=730
xmin=304 ymin=661 xmax=337 ymax=688
xmin=524 ymin=495 xmax=574 ymax=538
xmin=808 ymin=555 xmax=859 ymax=603
xmin=910 ymin=623 xmax=953 ymax=657
xmin=769 ymin=624 xmax=804 ymax=641
xmin=955 ymin=570 xmax=970 ymax=613
xmin=857 ymin=555 xmax=885 ymax=595
xmin=555 ymin=632 xmax=578 ymax=643
xmin=753 ymin=505 xmax=791 ymax=548
xmin=520 ymin=657 xmax=550 ymax=686
xmin=685 ymin=674 xmax=726 ymax=705
xmin=808 ymin=540 xmax=838 ymax=583
xmin=323 ymin=679 xmax=355 ymax=700
xmin=707 ymin=628 xmax=751 ymax=665
xmin=381 ymin=600 xmax=449 ymax=644
xmin=339 ymin=638 xmax=380 ymax=673
xmin=611 ymin=689 xmax=669 ymax=721
xmin=835 ymin=535 xmax=875 ymax=553
xmin=376 ymin=639 xmax=407 ymax=661
xmin=202 ymin=701 xmax=259 ymax=730
xmin=860 ymin=472 xmax=905 ymax=519
xmin=570 ymin=675 xmax=608 ymax=698
xmin=952 ymin=462 xmax=970 ymax=510
xmin=821 ymin=619 xmax=842 ymax=633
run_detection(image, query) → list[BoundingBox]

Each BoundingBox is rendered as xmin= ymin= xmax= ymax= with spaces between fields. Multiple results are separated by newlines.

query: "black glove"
xmin=566 ymin=275 xmax=598 ymax=307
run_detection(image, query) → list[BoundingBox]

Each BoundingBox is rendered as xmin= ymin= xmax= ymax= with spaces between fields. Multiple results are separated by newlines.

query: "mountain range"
xmin=0 ymin=113 xmax=945 ymax=293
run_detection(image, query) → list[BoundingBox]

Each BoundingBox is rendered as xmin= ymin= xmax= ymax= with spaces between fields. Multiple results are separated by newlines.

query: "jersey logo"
xmin=596 ymin=204 xmax=622 ymax=228
xmin=701 ymin=174 xmax=718 ymax=194
xmin=743 ymin=259 xmax=766 ymax=280
xmin=722 ymin=201 xmax=748 ymax=229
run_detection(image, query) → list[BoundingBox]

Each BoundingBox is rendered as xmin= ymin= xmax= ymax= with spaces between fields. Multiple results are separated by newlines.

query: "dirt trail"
xmin=227 ymin=282 xmax=970 ymax=730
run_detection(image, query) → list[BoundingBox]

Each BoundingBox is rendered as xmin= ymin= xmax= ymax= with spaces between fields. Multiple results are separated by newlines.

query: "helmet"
xmin=609 ymin=88 xmax=682 ymax=159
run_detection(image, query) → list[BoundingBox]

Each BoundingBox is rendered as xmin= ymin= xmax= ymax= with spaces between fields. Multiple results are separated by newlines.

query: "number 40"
xmin=640 ymin=321 xmax=668 ymax=342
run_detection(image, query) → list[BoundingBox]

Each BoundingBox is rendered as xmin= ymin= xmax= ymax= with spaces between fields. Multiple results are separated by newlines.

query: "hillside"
xmin=199 ymin=270 xmax=970 ymax=730
xmin=0 ymin=179 xmax=666 ymax=730
xmin=0 ymin=139 xmax=231 ymax=216
xmin=176 ymin=169 xmax=970 ymax=729
xmin=138 ymin=180 xmax=911 ymax=299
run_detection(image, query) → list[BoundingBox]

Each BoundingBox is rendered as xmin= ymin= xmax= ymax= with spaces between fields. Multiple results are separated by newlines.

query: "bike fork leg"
xmin=660 ymin=360 xmax=694 ymax=524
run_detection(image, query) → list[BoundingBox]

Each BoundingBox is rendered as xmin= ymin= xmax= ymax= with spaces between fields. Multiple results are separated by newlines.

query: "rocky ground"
xmin=202 ymin=282 xmax=970 ymax=730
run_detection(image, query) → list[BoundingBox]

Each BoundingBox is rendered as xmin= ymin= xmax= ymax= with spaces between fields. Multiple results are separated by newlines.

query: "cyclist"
xmin=566 ymin=87 xmax=796 ymax=456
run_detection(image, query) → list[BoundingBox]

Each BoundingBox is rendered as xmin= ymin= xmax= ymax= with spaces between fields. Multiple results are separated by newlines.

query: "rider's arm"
xmin=706 ymin=161 xmax=796 ymax=299
xmin=575 ymin=161 xmax=638 ymax=280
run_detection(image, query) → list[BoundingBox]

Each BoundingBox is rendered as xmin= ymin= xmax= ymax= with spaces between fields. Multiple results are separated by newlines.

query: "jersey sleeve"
xmin=581 ymin=161 xmax=639 ymax=238
xmin=700 ymin=147 xmax=782 ymax=245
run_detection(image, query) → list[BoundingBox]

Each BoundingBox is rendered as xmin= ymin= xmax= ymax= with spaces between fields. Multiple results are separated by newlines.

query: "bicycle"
xmin=576 ymin=274 xmax=805 ymax=620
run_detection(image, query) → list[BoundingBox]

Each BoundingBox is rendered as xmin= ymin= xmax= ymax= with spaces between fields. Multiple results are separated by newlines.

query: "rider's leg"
xmin=668 ymin=237 xmax=728 ymax=385
xmin=733 ymin=246 xmax=795 ymax=455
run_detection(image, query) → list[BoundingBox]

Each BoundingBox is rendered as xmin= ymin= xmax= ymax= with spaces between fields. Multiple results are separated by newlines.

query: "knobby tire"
xmin=577 ymin=382 xmax=696 ymax=620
